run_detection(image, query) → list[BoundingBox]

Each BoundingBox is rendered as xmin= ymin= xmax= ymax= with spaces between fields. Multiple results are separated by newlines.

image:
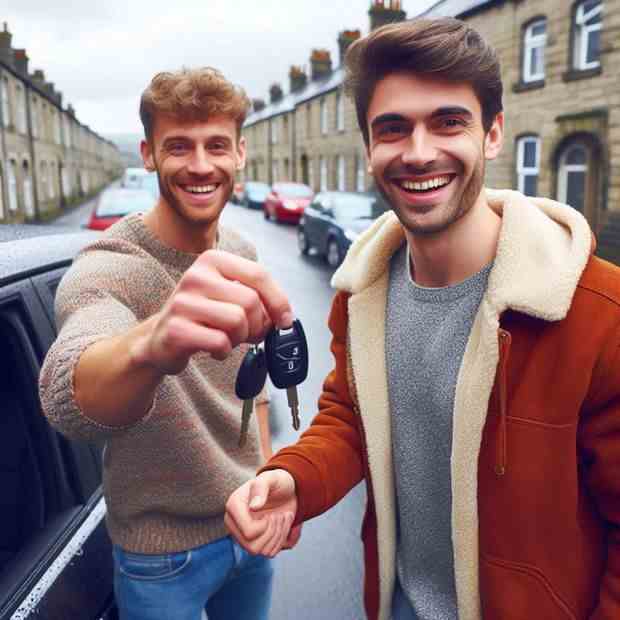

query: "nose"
xmin=401 ymin=126 xmax=437 ymax=169
xmin=187 ymin=146 xmax=215 ymax=176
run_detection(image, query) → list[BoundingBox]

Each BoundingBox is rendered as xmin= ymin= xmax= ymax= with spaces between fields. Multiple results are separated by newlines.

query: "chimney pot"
xmin=310 ymin=49 xmax=332 ymax=81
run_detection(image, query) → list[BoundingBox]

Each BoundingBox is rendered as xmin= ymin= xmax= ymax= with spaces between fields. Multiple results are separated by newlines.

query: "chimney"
xmin=252 ymin=98 xmax=266 ymax=112
xmin=369 ymin=0 xmax=406 ymax=31
xmin=289 ymin=65 xmax=307 ymax=93
xmin=338 ymin=30 xmax=361 ymax=65
xmin=31 ymin=69 xmax=46 ymax=86
xmin=67 ymin=103 xmax=76 ymax=117
xmin=13 ymin=49 xmax=28 ymax=75
xmin=310 ymin=49 xmax=332 ymax=81
xmin=269 ymin=83 xmax=283 ymax=103
xmin=0 ymin=22 xmax=13 ymax=67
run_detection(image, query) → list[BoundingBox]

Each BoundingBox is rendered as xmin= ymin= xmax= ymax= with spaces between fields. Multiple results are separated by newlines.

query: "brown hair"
xmin=344 ymin=17 xmax=503 ymax=146
xmin=139 ymin=67 xmax=251 ymax=141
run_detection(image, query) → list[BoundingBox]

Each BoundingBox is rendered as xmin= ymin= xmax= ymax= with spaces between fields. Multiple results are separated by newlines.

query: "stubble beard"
xmin=377 ymin=154 xmax=486 ymax=237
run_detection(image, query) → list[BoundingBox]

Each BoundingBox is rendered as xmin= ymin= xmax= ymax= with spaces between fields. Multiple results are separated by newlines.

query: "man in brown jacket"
xmin=225 ymin=18 xmax=620 ymax=620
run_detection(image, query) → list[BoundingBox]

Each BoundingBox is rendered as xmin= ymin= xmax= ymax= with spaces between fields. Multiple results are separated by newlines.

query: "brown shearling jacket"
xmin=263 ymin=190 xmax=620 ymax=620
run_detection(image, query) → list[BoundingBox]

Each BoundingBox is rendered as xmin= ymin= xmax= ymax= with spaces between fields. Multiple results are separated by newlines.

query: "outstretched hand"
xmin=225 ymin=469 xmax=300 ymax=557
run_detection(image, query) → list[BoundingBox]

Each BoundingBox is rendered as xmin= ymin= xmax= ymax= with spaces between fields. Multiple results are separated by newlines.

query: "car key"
xmin=265 ymin=319 xmax=309 ymax=431
xmin=235 ymin=345 xmax=268 ymax=447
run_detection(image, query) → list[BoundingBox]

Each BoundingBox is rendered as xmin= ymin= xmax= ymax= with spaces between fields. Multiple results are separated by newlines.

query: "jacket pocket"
xmin=116 ymin=548 xmax=192 ymax=581
xmin=480 ymin=554 xmax=576 ymax=620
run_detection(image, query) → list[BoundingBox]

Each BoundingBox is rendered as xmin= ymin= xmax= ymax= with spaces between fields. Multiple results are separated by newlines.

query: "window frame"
xmin=523 ymin=18 xmax=547 ymax=83
xmin=573 ymin=0 xmax=603 ymax=71
xmin=516 ymin=135 xmax=541 ymax=196
xmin=336 ymin=90 xmax=344 ymax=132
xmin=320 ymin=98 xmax=328 ymax=136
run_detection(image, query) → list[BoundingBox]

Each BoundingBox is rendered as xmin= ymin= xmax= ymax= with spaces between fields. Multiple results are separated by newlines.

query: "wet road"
xmin=54 ymin=198 xmax=368 ymax=619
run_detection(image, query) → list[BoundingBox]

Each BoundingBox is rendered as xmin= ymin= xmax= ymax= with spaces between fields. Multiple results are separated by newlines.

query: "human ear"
xmin=140 ymin=140 xmax=156 ymax=172
xmin=484 ymin=112 xmax=504 ymax=161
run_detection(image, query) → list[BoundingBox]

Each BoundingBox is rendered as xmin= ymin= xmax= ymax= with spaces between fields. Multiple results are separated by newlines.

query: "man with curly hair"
xmin=39 ymin=68 xmax=298 ymax=620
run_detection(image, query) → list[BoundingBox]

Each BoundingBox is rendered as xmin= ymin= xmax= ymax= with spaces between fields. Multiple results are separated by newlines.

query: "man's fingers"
xmin=158 ymin=316 xmax=233 ymax=361
xmin=283 ymin=522 xmax=302 ymax=550
xmin=169 ymin=294 xmax=250 ymax=345
xmin=248 ymin=476 xmax=272 ymax=511
xmin=262 ymin=513 xmax=285 ymax=558
xmin=197 ymin=250 xmax=293 ymax=328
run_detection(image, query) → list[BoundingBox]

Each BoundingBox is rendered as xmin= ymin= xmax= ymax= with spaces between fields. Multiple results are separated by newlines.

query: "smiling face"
xmin=367 ymin=72 xmax=503 ymax=236
xmin=141 ymin=113 xmax=245 ymax=232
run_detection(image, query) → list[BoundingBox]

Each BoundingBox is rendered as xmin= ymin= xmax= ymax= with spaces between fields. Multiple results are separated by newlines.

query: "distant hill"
xmin=105 ymin=133 xmax=143 ymax=169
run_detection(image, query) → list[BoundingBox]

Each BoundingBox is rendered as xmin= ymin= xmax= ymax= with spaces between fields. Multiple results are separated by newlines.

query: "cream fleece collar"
xmin=332 ymin=189 xmax=593 ymax=320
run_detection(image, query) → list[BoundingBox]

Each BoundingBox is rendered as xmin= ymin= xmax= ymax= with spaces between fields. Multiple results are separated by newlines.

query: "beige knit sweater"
xmin=39 ymin=213 xmax=268 ymax=553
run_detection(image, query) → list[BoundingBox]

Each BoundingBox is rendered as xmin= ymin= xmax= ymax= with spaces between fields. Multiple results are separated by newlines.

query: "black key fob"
xmin=235 ymin=346 xmax=268 ymax=400
xmin=265 ymin=319 xmax=309 ymax=389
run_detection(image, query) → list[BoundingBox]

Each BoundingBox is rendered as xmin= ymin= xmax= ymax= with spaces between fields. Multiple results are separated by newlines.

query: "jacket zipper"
xmin=496 ymin=328 xmax=512 ymax=476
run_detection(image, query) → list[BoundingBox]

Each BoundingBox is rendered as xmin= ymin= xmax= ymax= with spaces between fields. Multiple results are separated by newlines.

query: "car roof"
xmin=0 ymin=226 xmax=100 ymax=285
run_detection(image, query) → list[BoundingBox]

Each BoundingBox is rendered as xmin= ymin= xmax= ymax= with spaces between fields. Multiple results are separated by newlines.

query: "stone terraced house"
xmin=0 ymin=23 xmax=123 ymax=224
xmin=243 ymin=0 xmax=620 ymax=263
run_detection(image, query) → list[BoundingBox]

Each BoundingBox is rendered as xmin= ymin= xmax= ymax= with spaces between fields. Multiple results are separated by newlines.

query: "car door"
xmin=0 ymin=269 xmax=116 ymax=620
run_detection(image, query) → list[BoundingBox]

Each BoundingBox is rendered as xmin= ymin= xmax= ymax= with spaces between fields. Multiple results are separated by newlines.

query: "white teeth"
xmin=400 ymin=176 xmax=451 ymax=191
xmin=185 ymin=184 xmax=217 ymax=194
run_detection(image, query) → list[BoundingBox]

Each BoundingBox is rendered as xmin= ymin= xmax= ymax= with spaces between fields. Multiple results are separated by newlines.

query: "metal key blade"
xmin=238 ymin=399 xmax=253 ymax=447
xmin=286 ymin=386 xmax=300 ymax=430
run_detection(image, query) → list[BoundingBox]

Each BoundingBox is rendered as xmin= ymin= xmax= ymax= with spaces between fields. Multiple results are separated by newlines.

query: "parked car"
xmin=263 ymin=182 xmax=313 ymax=224
xmin=0 ymin=226 xmax=117 ymax=619
xmin=86 ymin=188 xmax=155 ymax=231
xmin=298 ymin=191 xmax=388 ymax=267
xmin=137 ymin=171 xmax=160 ymax=199
xmin=231 ymin=182 xmax=244 ymax=204
xmin=120 ymin=167 xmax=149 ymax=189
xmin=239 ymin=181 xmax=271 ymax=210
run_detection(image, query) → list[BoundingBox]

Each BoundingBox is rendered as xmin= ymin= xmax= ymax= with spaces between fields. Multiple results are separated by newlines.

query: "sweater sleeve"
xmin=39 ymin=249 xmax=159 ymax=442
xmin=580 ymin=323 xmax=620 ymax=620
xmin=259 ymin=290 xmax=364 ymax=523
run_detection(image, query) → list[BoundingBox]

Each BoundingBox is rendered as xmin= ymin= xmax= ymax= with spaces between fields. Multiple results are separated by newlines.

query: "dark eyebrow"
xmin=430 ymin=106 xmax=473 ymax=119
xmin=370 ymin=113 xmax=409 ymax=130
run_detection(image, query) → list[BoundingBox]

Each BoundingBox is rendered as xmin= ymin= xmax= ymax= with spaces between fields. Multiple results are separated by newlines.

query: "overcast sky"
xmin=3 ymin=0 xmax=437 ymax=136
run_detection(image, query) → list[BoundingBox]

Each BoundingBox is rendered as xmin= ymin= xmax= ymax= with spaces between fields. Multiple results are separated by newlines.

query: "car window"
xmin=275 ymin=184 xmax=313 ymax=198
xmin=331 ymin=194 xmax=381 ymax=219
xmin=96 ymin=191 xmax=154 ymax=217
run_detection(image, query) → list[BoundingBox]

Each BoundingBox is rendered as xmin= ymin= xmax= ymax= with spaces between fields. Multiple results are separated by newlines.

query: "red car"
xmin=87 ymin=188 xmax=155 ymax=231
xmin=263 ymin=182 xmax=314 ymax=224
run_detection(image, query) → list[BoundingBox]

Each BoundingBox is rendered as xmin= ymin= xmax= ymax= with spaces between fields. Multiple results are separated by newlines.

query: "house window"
xmin=320 ymin=98 xmax=328 ymax=135
xmin=355 ymin=153 xmax=366 ymax=192
xmin=40 ymin=161 xmax=48 ymax=200
xmin=308 ymin=157 xmax=315 ymax=190
xmin=31 ymin=97 xmax=38 ymax=138
xmin=8 ymin=160 xmax=18 ymax=211
xmin=558 ymin=143 xmax=588 ymax=211
xmin=337 ymin=155 xmax=346 ymax=191
xmin=336 ymin=91 xmax=344 ymax=132
xmin=22 ymin=160 xmax=33 ymax=217
xmin=523 ymin=19 xmax=547 ymax=82
xmin=0 ymin=77 xmax=9 ymax=127
xmin=574 ymin=0 xmax=602 ymax=70
xmin=270 ymin=119 xmax=278 ymax=145
xmin=272 ymin=159 xmax=279 ymax=183
xmin=320 ymin=156 xmax=327 ymax=190
xmin=15 ymin=85 xmax=27 ymax=134
xmin=306 ymin=103 xmax=312 ymax=137
xmin=49 ymin=162 xmax=56 ymax=199
xmin=516 ymin=136 xmax=540 ymax=196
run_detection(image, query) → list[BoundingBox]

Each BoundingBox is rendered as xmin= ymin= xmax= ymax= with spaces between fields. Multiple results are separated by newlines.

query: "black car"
xmin=298 ymin=191 xmax=388 ymax=267
xmin=239 ymin=181 xmax=271 ymax=210
xmin=0 ymin=225 xmax=117 ymax=620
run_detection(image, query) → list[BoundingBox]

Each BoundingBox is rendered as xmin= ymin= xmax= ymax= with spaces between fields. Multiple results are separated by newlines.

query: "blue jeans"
xmin=113 ymin=536 xmax=274 ymax=620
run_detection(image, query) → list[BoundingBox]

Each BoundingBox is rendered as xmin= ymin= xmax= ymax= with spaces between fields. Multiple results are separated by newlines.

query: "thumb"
xmin=248 ymin=476 xmax=270 ymax=511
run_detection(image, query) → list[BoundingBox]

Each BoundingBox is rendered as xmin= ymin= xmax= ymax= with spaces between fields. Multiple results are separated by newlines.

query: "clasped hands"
xmin=225 ymin=469 xmax=302 ymax=557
